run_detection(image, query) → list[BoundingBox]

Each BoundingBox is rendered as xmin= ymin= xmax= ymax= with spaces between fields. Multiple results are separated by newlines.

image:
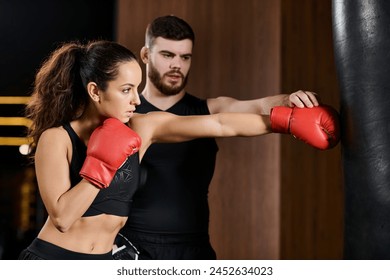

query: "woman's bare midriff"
xmin=37 ymin=214 xmax=127 ymax=254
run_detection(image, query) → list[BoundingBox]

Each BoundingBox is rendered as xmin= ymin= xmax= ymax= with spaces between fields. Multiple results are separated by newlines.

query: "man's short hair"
xmin=145 ymin=15 xmax=195 ymax=48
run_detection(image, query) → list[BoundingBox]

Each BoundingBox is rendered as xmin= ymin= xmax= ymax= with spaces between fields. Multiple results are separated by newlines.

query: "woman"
xmin=18 ymin=40 xmax=338 ymax=259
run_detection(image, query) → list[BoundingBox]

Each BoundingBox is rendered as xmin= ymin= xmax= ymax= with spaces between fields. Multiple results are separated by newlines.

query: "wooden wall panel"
xmin=117 ymin=0 xmax=281 ymax=259
xmin=280 ymin=0 xmax=343 ymax=259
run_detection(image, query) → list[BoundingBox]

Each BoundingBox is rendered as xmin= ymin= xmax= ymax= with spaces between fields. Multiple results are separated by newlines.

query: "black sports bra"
xmin=63 ymin=123 xmax=140 ymax=217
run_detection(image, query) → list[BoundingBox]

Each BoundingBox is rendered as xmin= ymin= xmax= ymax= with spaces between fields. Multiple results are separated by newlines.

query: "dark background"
xmin=0 ymin=0 xmax=116 ymax=259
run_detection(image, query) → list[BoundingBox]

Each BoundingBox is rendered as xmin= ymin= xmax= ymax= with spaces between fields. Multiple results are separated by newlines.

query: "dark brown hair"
xmin=146 ymin=15 xmax=195 ymax=48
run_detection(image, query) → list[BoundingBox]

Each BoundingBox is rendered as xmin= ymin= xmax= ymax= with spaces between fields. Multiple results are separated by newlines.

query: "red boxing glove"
xmin=270 ymin=105 xmax=340 ymax=150
xmin=80 ymin=118 xmax=141 ymax=188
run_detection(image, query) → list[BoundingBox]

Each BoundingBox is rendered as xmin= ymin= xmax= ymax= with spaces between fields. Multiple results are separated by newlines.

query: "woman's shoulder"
xmin=131 ymin=111 xmax=174 ymax=121
xmin=40 ymin=126 xmax=68 ymax=139
xmin=38 ymin=126 xmax=70 ymax=148
xmin=129 ymin=111 xmax=176 ymax=131
xmin=34 ymin=126 xmax=73 ymax=163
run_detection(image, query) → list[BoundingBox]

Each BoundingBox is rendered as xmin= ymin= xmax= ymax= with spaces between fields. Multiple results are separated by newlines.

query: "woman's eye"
xmin=123 ymin=88 xmax=131 ymax=93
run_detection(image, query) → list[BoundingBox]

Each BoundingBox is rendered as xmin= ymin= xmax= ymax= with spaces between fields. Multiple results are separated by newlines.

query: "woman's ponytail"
xmin=26 ymin=42 xmax=88 ymax=153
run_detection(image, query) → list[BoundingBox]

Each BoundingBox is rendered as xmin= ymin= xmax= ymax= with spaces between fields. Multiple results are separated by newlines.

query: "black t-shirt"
xmin=63 ymin=123 xmax=140 ymax=217
xmin=124 ymin=93 xmax=218 ymax=234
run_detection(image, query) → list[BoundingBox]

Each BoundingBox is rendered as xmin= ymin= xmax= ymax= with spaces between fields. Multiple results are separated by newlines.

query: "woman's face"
xmin=97 ymin=60 xmax=142 ymax=123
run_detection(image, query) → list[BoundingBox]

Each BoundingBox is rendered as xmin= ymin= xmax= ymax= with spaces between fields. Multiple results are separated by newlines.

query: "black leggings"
xmin=18 ymin=238 xmax=113 ymax=260
xmin=118 ymin=230 xmax=217 ymax=260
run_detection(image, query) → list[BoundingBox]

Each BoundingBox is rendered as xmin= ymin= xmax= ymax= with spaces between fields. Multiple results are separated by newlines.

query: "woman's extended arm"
xmin=131 ymin=104 xmax=340 ymax=157
xmin=131 ymin=111 xmax=271 ymax=146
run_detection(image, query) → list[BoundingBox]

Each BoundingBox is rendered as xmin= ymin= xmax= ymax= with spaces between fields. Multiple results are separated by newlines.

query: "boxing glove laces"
xmin=270 ymin=105 xmax=340 ymax=150
xmin=80 ymin=118 xmax=141 ymax=188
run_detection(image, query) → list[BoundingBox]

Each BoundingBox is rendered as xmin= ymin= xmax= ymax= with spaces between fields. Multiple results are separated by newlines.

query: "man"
xmin=119 ymin=15 xmax=319 ymax=260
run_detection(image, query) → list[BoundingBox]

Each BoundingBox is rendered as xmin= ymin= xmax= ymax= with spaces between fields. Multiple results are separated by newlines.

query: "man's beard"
xmin=148 ymin=63 xmax=188 ymax=96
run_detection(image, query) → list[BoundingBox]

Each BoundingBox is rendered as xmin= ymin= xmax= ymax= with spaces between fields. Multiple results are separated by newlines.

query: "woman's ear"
xmin=87 ymin=82 xmax=100 ymax=102
xmin=140 ymin=46 xmax=149 ymax=64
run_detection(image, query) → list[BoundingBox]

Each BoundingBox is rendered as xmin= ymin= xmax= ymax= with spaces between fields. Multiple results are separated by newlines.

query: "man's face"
xmin=147 ymin=37 xmax=193 ymax=96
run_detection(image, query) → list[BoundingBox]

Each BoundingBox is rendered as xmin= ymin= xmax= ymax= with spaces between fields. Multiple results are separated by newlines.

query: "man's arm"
xmin=207 ymin=90 xmax=319 ymax=115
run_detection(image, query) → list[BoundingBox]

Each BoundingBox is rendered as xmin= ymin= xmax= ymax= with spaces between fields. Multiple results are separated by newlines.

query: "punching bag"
xmin=332 ymin=0 xmax=390 ymax=259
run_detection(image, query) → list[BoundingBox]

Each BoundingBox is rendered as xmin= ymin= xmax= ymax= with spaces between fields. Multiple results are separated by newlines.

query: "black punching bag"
xmin=332 ymin=0 xmax=390 ymax=259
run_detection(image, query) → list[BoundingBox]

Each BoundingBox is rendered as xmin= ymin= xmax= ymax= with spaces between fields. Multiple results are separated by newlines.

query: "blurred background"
xmin=0 ymin=0 xmax=342 ymax=259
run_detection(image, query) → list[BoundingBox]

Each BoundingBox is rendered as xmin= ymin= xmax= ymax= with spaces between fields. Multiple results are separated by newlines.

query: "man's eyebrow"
xmin=159 ymin=50 xmax=174 ymax=55
xmin=159 ymin=50 xmax=192 ymax=57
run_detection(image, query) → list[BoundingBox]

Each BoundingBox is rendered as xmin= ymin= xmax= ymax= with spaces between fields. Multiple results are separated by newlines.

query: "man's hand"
xmin=287 ymin=90 xmax=320 ymax=108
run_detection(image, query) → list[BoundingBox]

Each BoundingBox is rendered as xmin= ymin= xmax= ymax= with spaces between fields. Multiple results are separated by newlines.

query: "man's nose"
xmin=170 ymin=56 xmax=182 ymax=69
